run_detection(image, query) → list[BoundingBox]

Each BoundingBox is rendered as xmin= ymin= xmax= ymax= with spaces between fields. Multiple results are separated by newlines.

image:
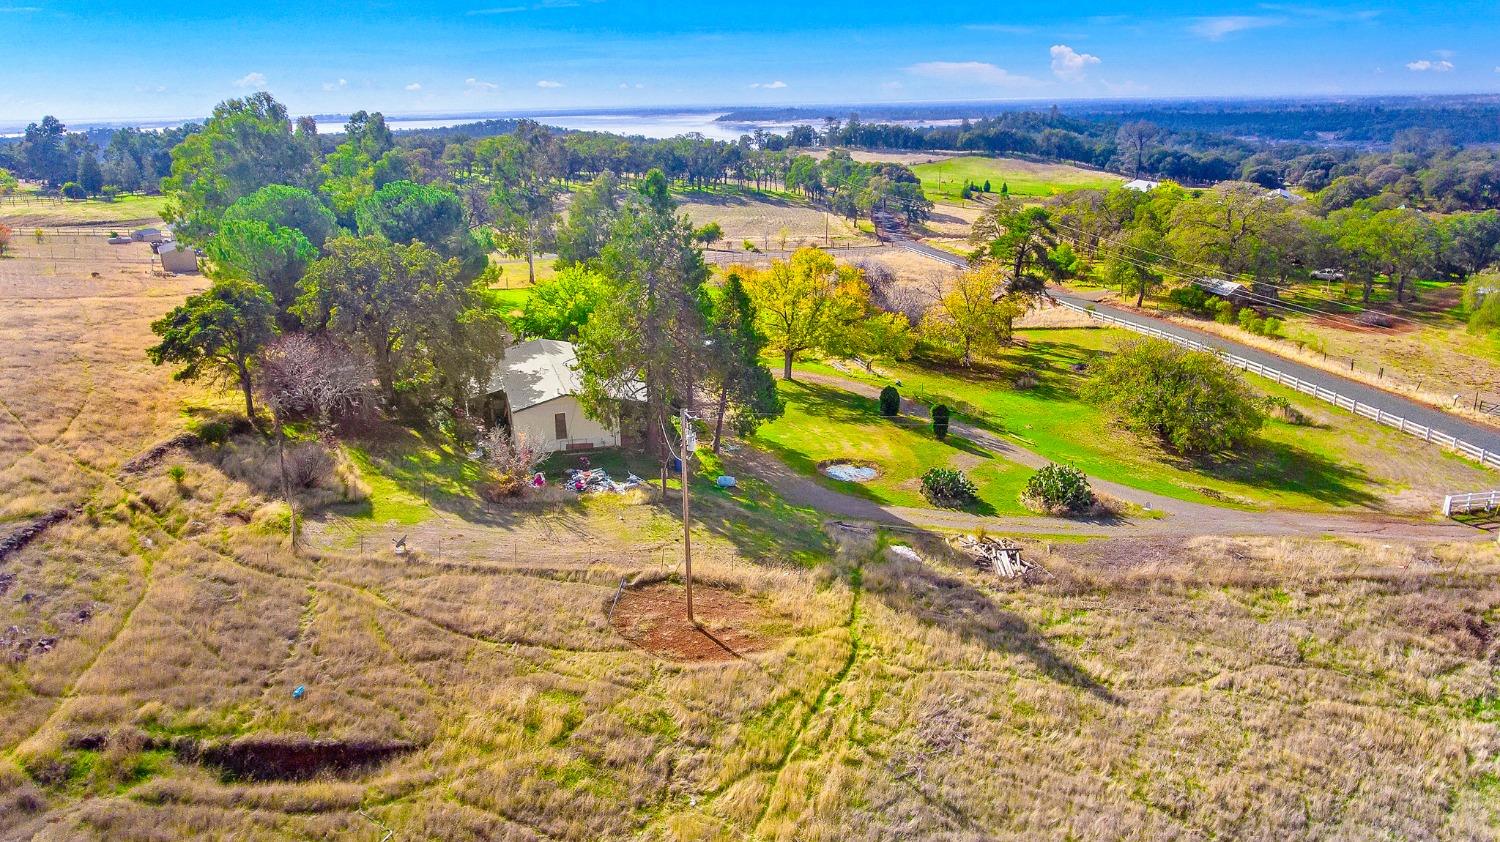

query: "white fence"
xmin=1057 ymin=299 xmax=1500 ymax=471
xmin=1442 ymin=491 xmax=1500 ymax=517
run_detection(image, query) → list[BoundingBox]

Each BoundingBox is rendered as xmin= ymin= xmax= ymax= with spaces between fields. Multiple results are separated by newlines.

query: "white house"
xmin=475 ymin=339 xmax=639 ymax=453
xmin=1122 ymin=178 xmax=1161 ymax=192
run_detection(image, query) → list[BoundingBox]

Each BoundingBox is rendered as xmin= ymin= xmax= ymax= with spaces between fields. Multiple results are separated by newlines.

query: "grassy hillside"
xmin=911 ymin=156 xmax=1124 ymax=202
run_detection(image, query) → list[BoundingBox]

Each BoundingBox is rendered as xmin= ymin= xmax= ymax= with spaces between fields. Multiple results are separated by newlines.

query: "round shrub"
xmin=1021 ymin=463 xmax=1094 ymax=514
xmin=879 ymin=385 xmax=901 ymax=417
xmin=931 ymin=404 xmax=950 ymax=440
xmin=60 ymin=182 xmax=86 ymax=200
xmin=921 ymin=467 xmax=976 ymax=507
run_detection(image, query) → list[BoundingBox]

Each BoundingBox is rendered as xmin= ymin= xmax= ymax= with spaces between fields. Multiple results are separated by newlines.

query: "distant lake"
xmin=313 ymin=110 xmax=803 ymax=141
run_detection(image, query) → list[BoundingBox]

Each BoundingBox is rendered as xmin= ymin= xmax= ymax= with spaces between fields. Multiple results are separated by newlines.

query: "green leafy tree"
xmin=513 ymin=265 xmax=609 ymax=340
xmin=162 ymin=93 xmax=318 ymax=242
xmin=920 ymin=263 xmax=1022 ymax=366
xmin=483 ymin=127 xmax=563 ymax=284
xmin=879 ymin=385 xmax=900 ymax=417
xmin=976 ymin=206 xmax=1058 ymax=296
xmin=1103 ymin=227 xmax=1169 ymax=307
xmin=637 ymin=168 xmax=673 ymax=215
xmin=704 ymin=270 xmax=781 ymax=451
xmin=575 ymin=200 xmax=709 ymax=459
xmin=1082 ymin=337 xmax=1263 ymax=454
xmin=743 ymin=247 xmax=870 ymax=380
xmin=76 ymin=152 xmax=104 ymax=195
xmin=0 ymin=167 xmax=18 ymax=196
xmin=147 ymin=278 xmax=279 ymax=420
xmin=60 ymin=182 xmax=86 ymax=199
xmin=555 ymin=172 xmax=623 ymax=267
xmin=222 ymin=184 xmax=338 ymax=248
xmin=205 ymin=218 xmax=317 ymax=317
xmin=297 ymin=235 xmax=505 ymax=407
xmin=357 ymin=180 xmax=486 ymax=279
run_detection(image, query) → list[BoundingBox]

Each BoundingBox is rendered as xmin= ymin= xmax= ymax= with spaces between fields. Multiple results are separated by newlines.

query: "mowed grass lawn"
xmin=798 ymin=327 xmax=1495 ymax=513
xmin=751 ymin=378 xmax=1034 ymax=516
xmin=911 ymin=156 xmax=1124 ymax=202
xmin=0 ymin=192 xmax=168 ymax=226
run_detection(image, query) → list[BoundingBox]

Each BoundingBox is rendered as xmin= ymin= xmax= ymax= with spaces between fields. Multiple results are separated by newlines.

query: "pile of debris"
xmin=949 ymin=534 xmax=1035 ymax=579
xmin=565 ymin=467 xmax=646 ymax=494
xmin=3 ymin=625 xmax=57 ymax=663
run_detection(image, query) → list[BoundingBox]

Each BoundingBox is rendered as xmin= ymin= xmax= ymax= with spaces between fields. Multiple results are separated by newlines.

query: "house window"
xmin=554 ymin=412 xmax=568 ymax=441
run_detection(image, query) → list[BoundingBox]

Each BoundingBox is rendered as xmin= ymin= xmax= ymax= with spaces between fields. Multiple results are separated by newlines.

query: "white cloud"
xmin=536 ymin=79 xmax=564 ymax=88
xmin=748 ymin=80 xmax=788 ymax=89
xmin=1049 ymin=44 xmax=1100 ymax=81
xmin=465 ymin=77 xmax=499 ymax=91
xmin=234 ymin=72 xmax=268 ymax=89
xmin=321 ymin=78 xmax=348 ymax=92
xmin=618 ymin=82 xmax=646 ymax=89
xmin=1189 ymin=15 xmax=1283 ymax=40
xmin=906 ymin=61 xmax=1039 ymax=88
xmin=405 ymin=82 xmax=423 ymax=91
xmin=1406 ymin=59 xmax=1454 ymax=72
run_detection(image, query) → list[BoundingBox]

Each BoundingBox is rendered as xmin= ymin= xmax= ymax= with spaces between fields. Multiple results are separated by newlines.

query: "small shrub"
xmin=931 ymin=404 xmax=950 ymax=440
xmin=742 ymin=239 xmax=759 ymax=252
xmin=1261 ymin=395 xmax=1309 ymax=425
xmin=1168 ymin=285 xmax=1213 ymax=314
xmin=878 ymin=385 xmax=901 ymax=417
xmin=1212 ymin=299 xmax=1236 ymax=324
xmin=480 ymin=427 xmax=546 ymax=497
xmin=60 ymin=182 xmax=86 ymax=200
xmin=197 ymin=421 xmax=230 ymax=447
xmin=166 ymin=465 xmax=186 ymax=485
xmin=1021 ymin=463 xmax=1094 ymax=514
xmin=921 ymin=467 xmax=976 ymax=507
xmin=1237 ymin=307 xmax=1266 ymax=335
xmin=0 ymin=223 xmax=11 ymax=257
xmin=1261 ymin=317 xmax=1282 ymax=337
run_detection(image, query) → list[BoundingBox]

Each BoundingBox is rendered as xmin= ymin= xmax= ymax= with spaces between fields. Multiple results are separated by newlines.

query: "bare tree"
xmin=257 ymin=334 xmax=375 ymax=551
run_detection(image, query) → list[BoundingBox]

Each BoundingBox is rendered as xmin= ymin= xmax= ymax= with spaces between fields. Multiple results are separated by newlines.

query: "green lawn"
xmin=911 ymin=156 xmax=1124 ymax=202
xmin=796 ymin=327 xmax=1487 ymax=513
xmin=751 ymin=378 xmax=1034 ymax=516
xmin=0 ymin=192 xmax=168 ymax=225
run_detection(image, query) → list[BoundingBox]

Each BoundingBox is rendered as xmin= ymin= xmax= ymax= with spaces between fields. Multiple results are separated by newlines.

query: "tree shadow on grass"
xmin=862 ymin=540 xmax=1121 ymax=705
xmin=1179 ymin=437 xmax=1383 ymax=509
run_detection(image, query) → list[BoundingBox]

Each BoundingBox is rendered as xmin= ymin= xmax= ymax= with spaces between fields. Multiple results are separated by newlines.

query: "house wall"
xmin=511 ymin=395 xmax=619 ymax=453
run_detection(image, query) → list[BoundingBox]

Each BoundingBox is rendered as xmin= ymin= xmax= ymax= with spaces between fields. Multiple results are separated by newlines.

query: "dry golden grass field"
xmin=3 ymin=215 xmax=1500 ymax=841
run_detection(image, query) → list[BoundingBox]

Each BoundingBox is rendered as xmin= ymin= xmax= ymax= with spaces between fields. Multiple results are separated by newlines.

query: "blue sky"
xmin=0 ymin=1 xmax=1497 ymax=124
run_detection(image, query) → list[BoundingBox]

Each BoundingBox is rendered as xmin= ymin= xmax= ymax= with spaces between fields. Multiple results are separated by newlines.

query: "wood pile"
xmin=950 ymin=534 xmax=1035 ymax=578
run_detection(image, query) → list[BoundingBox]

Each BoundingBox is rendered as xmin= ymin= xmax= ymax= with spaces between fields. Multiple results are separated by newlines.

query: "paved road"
xmin=893 ymin=238 xmax=1500 ymax=456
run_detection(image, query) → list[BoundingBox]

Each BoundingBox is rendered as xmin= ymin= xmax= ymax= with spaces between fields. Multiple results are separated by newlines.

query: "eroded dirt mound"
xmin=188 ymin=736 xmax=415 ymax=782
xmin=610 ymin=580 xmax=769 ymax=662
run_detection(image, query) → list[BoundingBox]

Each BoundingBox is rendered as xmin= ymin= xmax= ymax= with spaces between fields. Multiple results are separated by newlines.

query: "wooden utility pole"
xmin=680 ymin=408 xmax=695 ymax=625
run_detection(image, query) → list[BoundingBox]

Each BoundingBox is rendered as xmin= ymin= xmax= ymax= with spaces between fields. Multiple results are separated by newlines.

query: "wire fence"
xmin=1057 ymin=299 xmax=1500 ymax=471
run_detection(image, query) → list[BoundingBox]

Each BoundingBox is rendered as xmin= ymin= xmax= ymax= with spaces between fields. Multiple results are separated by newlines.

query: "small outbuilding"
xmin=1122 ymin=178 xmax=1161 ymax=192
xmin=156 ymin=241 xmax=200 ymax=274
xmin=474 ymin=338 xmax=640 ymax=453
xmin=131 ymin=228 xmax=165 ymax=243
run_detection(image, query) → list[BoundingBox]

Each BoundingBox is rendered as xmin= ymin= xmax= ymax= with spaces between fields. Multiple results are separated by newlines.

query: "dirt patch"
xmin=609 ymin=580 xmax=769 ymax=662
xmin=186 ymin=736 xmax=416 ymax=782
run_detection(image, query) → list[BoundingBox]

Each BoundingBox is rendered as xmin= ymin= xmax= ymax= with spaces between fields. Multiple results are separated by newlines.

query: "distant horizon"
xmin=7 ymin=90 xmax=1500 ymax=137
xmin=3 ymin=0 xmax=1498 ymax=128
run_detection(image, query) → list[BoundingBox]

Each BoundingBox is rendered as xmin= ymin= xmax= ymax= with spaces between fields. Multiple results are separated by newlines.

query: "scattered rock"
xmin=184 ymin=736 xmax=416 ymax=782
xmin=0 ymin=507 xmax=75 ymax=563
xmin=120 ymin=433 xmax=199 ymax=475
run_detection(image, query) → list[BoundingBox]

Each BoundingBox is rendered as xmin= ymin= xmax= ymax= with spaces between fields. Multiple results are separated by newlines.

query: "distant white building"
xmin=1197 ymin=278 xmax=1247 ymax=302
xmin=474 ymin=339 xmax=641 ymax=453
xmin=1264 ymin=187 xmax=1307 ymax=203
xmin=1122 ymin=178 xmax=1161 ymax=192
